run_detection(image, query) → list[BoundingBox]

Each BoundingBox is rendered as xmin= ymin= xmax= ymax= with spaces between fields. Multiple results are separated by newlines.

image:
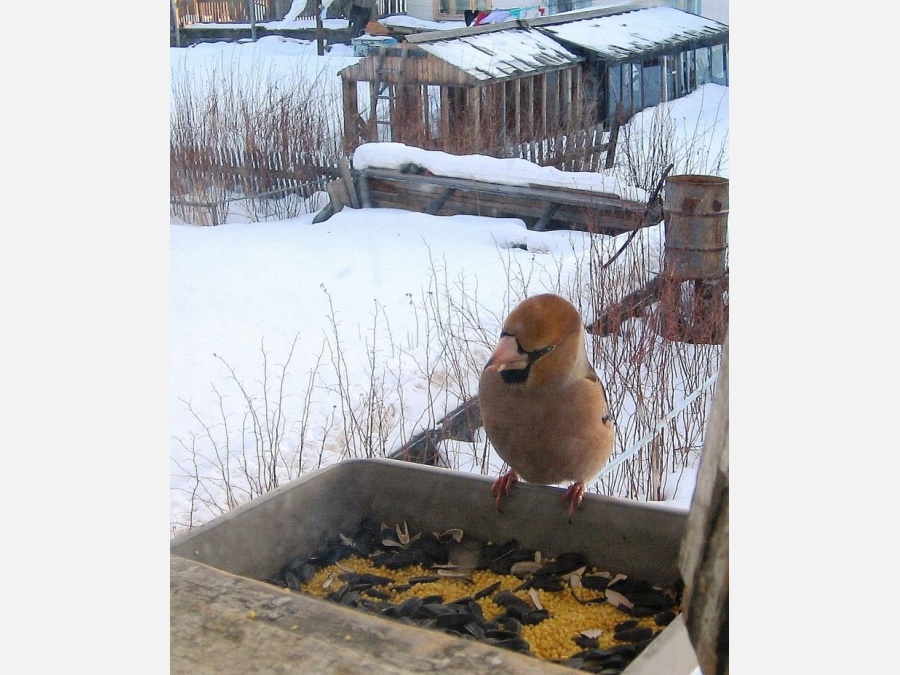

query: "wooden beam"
xmin=342 ymin=79 xmax=357 ymax=154
xmin=368 ymin=80 xmax=379 ymax=142
xmin=361 ymin=168 xmax=629 ymax=209
xmin=427 ymin=187 xmax=454 ymax=215
xmin=356 ymin=172 xmax=372 ymax=208
xmin=526 ymin=77 xmax=535 ymax=141
xmin=406 ymin=84 xmax=423 ymax=146
xmin=514 ymin=80 xmax=521 ymax=146
xmin=325 ymin=179 xmax=347 ymax=212
xmin=540 ymin=73 xmax=548 ymax=140
xmin=573 ymin=67 xmax=582 ymax=130
xmin=534 ymin=202 xmax=561 ymax=232
xmin=440 ymin=86 xmax=451 ymax=152
xmin=468 ymin=87 xmax=481 ymax=152
xmin=356 ymin=168 xmax=656 ymax=234
xmin=499 ymin=82 xmax=507 ymax=147
xmin=338 ymin=157 xmax=359 ymax=209
xmin=678 ymin=332 xmax=729 ymax=675
xmin=586 ymin=277 xmax=661 ymax=335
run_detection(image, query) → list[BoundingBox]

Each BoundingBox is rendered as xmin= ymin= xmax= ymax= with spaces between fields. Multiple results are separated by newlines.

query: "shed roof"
xmin=416 ymin=28 xmax=582 ymax=82
xmin=538 ymin=6 xmax=728 ymax=61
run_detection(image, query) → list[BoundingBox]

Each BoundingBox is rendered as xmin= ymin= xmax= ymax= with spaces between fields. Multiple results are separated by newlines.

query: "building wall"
xmin=405 ymin=0 xmax=434 ymax=21
xmin=673 ymin=0 xmax=728 ymax=24
xmin=405 ymin=0 xmax=728 ymax=25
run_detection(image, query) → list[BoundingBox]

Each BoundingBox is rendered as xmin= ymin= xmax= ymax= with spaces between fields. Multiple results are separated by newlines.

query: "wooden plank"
xmin=514 ymin=80 xmax=521 ymax=145
xmin=540 ymin=73 xmax=548 ymax=140
xmin=468 ymin=87 xmax=481 ymax=151
xmin=405 ymin=84 xmax=423 ymax=145
xmin=368 ymin=79 xmax=379 ymax=141
xmin=325 ymin=178 xmax=347 ymax=212
xmin=534 ymin=202 xmax=561 ymax=232
xmin=356 ymin=172 xmax=372 ymax=208
xmin=404 ymin=19 xmax=520 ymax=43
xmin=171 ymin=555 xmax=567 ymax=675
xmin=547 ymin=72 xmax=559 ymax=137
xmin=361 ymin=168 xmax=635 ymax=212
xmin=361 ymin=174 xmax=649 ymax=235
xmin=605 ymin=101 xmax=625 ymax=170
xmin=573 ymin=68 xmax=582 ymax=131
xmin=526 ymin=77 xmax=535 ymax=141
xmin=586 ymin=278 xmax=661 ymax=335
xmin=678 ymin=332 xmax=729 ymax=675
xmin=338 ymin=157 xmax=359 ymax=209
xmin=427 ymin=187 xmax=454 ymax=215
xmin=440 ymin=86 xmax=450 ymax=150
xmin=311 ymin=199 xmax=335 ymax=224
xmin=500 ymin=82 xmax=507 ymax=147
xmin=527 ymin=182 xmax=620 ymax=200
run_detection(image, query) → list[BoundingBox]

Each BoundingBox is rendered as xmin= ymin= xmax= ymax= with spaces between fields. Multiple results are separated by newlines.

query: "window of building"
xmin=608 ymin=63 xmax=634 ymax=121
xmin=641 ymin=58 xmax=663 ymax=110
xmin=695 ymin=47 xmax=712 ymax=86
xmin=437 ymin=0 xmax=490 ymax=18
xmin=710 ymin=43 xmax=728 ymax=85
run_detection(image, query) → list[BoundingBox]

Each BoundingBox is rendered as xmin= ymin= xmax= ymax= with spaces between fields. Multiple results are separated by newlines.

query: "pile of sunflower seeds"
xmin=267 ymin=517 xmax=681 ymax=673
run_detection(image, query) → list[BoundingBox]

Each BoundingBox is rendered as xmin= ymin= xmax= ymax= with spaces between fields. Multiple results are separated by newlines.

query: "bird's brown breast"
xmin=479 ymin=364 xmax=614 ymax=486
xmin=478 ymin=293 xmax=615 ymax=487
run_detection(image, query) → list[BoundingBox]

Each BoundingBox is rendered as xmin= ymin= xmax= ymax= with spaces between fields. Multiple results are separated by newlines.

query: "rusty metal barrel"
xmin=662 ymin=175 xmax=729 ymax=280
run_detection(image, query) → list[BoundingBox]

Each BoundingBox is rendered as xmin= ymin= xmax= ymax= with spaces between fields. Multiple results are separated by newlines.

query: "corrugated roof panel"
xmin=418 ymin=28 xmax=582 ymax=82
xmin=540 ymin=6 xmax=728 ymax=60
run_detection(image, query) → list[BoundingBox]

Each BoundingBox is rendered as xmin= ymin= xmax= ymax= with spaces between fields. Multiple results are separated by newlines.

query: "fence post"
xmin=316 ymin=1 xmax=324 ymax=56
xmin=170 ymin=0 xmax=181 ymax=47
xmin=247 ymin=0 xmax=257 ymax=40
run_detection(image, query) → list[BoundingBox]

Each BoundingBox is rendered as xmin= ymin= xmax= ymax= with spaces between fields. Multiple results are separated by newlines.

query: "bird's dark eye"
xmin=526 ymin=344 xmax=555 ymax=361
xmin=501 ymin=331 xmax=554 ymax=361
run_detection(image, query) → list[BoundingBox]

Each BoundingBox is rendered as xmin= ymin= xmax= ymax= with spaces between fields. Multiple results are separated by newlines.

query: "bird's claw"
xmin=562 ymin=482 xmax=585 ymax=521
xmin=491 ymin=471 xmax=519 ymax=511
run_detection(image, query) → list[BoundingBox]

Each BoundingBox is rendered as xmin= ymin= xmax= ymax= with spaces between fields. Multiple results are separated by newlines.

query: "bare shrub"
xmin=170 ymin=334 xmax=325 ymax=531
xmin=170 ymin=52 xmax=345 ymax=224
xmin=614 ymin=85 xmax=729 ymax=192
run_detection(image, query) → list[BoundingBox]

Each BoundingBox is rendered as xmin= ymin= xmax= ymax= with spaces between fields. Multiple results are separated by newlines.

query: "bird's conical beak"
xmin=484 ymin=335 xmax=528 ymax=372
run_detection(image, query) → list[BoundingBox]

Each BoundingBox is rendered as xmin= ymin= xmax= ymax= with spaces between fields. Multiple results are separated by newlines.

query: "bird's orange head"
xmin=484 ymin=294 xmax=588 ymax=387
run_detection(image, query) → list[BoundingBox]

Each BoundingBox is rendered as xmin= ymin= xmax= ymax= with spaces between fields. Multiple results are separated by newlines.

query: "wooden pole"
xmin=170 ymin=0 xmax=182 ymax=48
xmin=247 ymin=0 xmax=257 ymax=41
xmin=316 ymin=1 xmax=325 ymax=56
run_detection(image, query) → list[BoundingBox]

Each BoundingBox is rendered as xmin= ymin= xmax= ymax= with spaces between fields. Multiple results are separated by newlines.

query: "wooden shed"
xmin=339 ymin=5 xmax=728 ymax=161
xmin=339 ymin=24 xmax=587 ymax=156
xmin=536 ymin=6 xmax=729 ymax=126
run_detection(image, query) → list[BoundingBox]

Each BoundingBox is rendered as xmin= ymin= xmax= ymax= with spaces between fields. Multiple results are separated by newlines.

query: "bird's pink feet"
xmin=491 ymin=470 xmax=519 ymax=511
xmin=562 ymin=481 xmax=585 ymax=520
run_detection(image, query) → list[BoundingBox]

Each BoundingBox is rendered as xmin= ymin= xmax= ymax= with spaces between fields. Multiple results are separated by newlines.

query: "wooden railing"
xmin=171 ymin=0 xmax=407 ymax=29
xmin=171 ymin=0 xmax=276 ymax=26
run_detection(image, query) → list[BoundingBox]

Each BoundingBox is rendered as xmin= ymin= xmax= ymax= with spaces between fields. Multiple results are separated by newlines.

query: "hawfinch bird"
xmin=478 ymin=294 xmax=615 ymax=519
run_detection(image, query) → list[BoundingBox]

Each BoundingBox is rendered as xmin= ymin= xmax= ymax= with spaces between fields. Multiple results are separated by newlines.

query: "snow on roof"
xmin=417 ymin=28 xmax=582 ymax=82
xmin=539 ymin=6 xmax=728 ymax=61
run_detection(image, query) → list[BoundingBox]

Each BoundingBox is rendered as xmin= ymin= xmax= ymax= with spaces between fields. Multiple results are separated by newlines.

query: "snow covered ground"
xmin=168 ymin=31 xmax=731 ymax=534
xmin=4 ymin=4 xmax=894 ymax=672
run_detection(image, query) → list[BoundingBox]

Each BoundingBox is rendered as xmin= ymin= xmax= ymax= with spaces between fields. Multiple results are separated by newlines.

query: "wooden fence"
xmin=171 ymin=0 xmax=277 ymax=26
xmin=499 ymin=123 xmax=618 ymax=173
xmin=171 ymin=0 xmax=407 ymax=29
xmin=169 ymin=125 xmax=621 ymax=225
xmin=170 ymin=143 xmax=343 ymax=224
